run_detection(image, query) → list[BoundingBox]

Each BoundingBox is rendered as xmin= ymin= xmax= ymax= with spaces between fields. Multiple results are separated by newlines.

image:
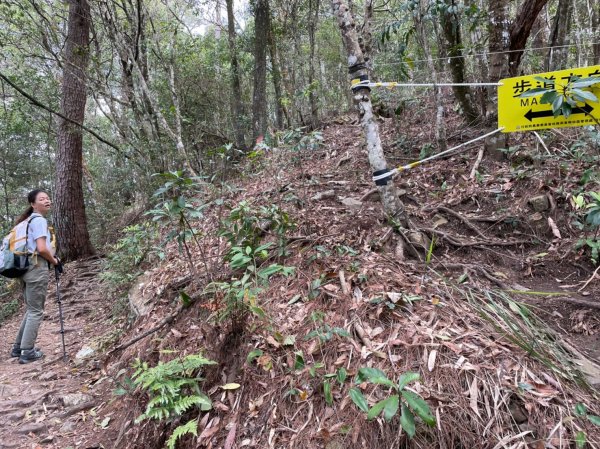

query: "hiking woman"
xmin=11 ymin=190 xmax=59 ymax=364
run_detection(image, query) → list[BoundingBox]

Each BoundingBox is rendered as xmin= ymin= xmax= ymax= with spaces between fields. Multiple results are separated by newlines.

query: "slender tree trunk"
xmin=55 ymin=0 xmax=95 ymax=260
xmin=414 ymin=2 xmax=446 ymax=151
xmin=268 ymin=14 xmax=285 ymax=129
xmin=440 ymin=1 xmax=479 ymax=123
xmin=546 ymin=0 xmax=574 ymax=70
xmin=487 ymin=0 xmax=509 ymax=124
xmin=226 ymin=0 xmax=246 ymax=149
xmin=308 ymin=0 xmax=320 ymax=128
xmin=252 ymin=0 xmax=269 ymax=140
xmin=593 ymin=1 xmax=600 ymax=64
xmin=331 ymin=0 xmax=407 ymax=225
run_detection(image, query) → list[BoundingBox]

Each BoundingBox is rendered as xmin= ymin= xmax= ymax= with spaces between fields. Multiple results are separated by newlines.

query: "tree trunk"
xmin=226 ymin=0 xmax=246 ymax=149
xmin=252 ymin=0 xmax=269 ymax=140
xmin=508 ymin=0 xmax=551 ymax=75
xmin=330 ymin=0 xmax=407 ymax=224
xmin=308 ymin=0 xmax=320 ymax=128
xmin=546 ymin=0 xmax=573 ymax=70
xmin=414 ymin=2 xmax=446 ymax=151
xmin=593 ymin=0 xmax=600 ymax=64
xmin=440 ymin=1 xmax=479 ymax=123
xmin=486 ymin=0 xmax=509 ymax=124
xmin=55 ymin=0 xmax=95 ymax=260
xmin=268 ymin=13 xmax=285 ymax=130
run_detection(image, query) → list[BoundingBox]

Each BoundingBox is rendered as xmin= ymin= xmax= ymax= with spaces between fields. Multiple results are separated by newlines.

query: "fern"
xmin=166 ymin=419 xmax=198 ymax=449
xmin=132 ymin=353 xmax=216 ymax=447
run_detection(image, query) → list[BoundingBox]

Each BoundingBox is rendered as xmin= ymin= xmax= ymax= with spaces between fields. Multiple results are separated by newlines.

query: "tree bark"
xmin=55 ymin=0 xmax=95 ymax=260
xmin=440 ymin=1 xmax=479 ymax=123
xmin=414 ymin=1 xmax=446 ymax=151
xmin=485 ymin=0 xmax=509 ymax=125
xmin=268 ymin=12 xmax=285 ymax=130
xmin=308 ymin=0 xmax=321 ymax=128
xmin=331 ymin=0 xmax=407 ymax=224
xmin=226 ymin=0 xmax=246 ymax=149
xmin=546 ymin=0 xmax=573 ymax=71
xmin=508 ymin=0 xmax=551 ymax=75
xmin=252 ymin=0 xmax=269 ymax=140
xmin=593 ymin=0 xmax=600 ymax=64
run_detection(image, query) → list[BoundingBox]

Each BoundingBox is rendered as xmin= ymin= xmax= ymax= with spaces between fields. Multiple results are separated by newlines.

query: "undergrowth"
xmin=131 ymin=352 xmax=216 ymax=449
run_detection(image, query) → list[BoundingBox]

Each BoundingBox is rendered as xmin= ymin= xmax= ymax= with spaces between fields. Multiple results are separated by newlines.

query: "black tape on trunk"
xmin=373 ymin=169 xmax=392 ymax=186
xmin=351 ymin=74 xmax=370 ymax=92
xmin=348 ymin=62 xmax=367 ymax=74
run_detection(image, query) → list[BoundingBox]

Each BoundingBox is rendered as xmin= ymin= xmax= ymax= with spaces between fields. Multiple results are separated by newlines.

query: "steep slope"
xmin=1 ymin=117 xmax=599 ymax=449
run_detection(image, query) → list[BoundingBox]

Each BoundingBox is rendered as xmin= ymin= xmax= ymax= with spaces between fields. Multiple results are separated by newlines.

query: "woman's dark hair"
xmin=15 ymin=189 xmax=47 ymax=225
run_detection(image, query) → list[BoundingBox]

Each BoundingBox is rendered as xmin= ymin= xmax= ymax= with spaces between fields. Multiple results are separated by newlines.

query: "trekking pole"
xmin=55 ymin=265 xmax=67 ymax=362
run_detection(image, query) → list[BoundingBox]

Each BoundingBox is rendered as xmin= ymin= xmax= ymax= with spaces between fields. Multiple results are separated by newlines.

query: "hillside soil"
xmin=0 ymin=109 xmax=599 ymax=448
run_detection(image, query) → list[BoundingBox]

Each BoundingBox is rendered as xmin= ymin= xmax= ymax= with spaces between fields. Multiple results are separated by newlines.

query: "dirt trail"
xmin=0 ymin=258 xmax=111 ymax=449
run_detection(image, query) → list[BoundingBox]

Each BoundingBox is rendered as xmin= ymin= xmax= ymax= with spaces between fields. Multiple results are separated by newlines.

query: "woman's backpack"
xmin=0 ymin=216 xmax=40 ymax=278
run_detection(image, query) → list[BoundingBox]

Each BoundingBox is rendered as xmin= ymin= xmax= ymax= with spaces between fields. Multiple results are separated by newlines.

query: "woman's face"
xmin=31 ymin=192 xmax=52 ymax=215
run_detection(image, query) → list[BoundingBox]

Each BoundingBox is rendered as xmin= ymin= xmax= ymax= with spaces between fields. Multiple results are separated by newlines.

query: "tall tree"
xmin=593 ymin=1 xmax=600 ymax=64
xmin=330 ymin=0 xmax=407 ymax=224
xmin=308 ymin=0 xmax=321 ymax=128
xmin=226 ymin=0 xmax=246 ymax=149
xmin=252 ymin=0 xmax=269 ymax=140
xmin=546 ymin=0 xmax=574 ymax=70
xmin=508 ymin=0 xmax=550 ymax=75
xmin=55 ymin=0 xmax=95 ymax=260
xmin=440 ymin=0 xmax=479 ymax=123
xmin=268 ymin=25 xmax=286 ymax=130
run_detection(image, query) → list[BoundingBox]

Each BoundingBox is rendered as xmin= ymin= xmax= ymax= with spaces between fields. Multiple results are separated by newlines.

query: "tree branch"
xmin=0 ymin=71 xmax=124 ymax=155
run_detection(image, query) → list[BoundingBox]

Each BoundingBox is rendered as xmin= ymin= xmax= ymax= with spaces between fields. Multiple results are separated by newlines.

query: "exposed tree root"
xmin=109 ymin=306 xmax=183 ymax=354
xmin=422 ymin=227 xmax=530 ymax=248
xmin=428 ymin=205 xmax=489 ymax=239
xmin=433 ymin=262 xmax=509 ymax=290
xmin=578 ymin=264 xmax=600 ymax=292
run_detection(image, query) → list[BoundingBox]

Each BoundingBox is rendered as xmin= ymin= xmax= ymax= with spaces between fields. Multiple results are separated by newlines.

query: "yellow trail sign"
xmin=498 ymin=65 xmax=600 ymax=133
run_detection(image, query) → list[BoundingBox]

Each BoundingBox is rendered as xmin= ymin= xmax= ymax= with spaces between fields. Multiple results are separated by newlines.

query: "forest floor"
xmin=0 ymin=107 xmax=599 ymax=449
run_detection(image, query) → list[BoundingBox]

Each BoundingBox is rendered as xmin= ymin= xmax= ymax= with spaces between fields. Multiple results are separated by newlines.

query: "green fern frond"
xmin=166 ymin=419 xmax=198 ymax=449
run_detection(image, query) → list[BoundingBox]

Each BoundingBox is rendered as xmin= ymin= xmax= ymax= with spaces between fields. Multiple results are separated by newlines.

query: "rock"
xmin=60 ymin=392 xmax=93 ymax=407
xmin=75 ymin=345 xmax=95 ymax=361
xmin=15 ymin=422 xmax=47 ymax=435
xmin=59 ymin=419 xmax=78 ymax=433
xmin=339 ymin=197 xmax=363 ymax=209
xmin=527 ymin=212 xmax=549 ymax=235
xmin=39 ymin=371 xmax=58 ymax=382
xmin=5 ymin=411 xmax=25 ymax=422
xmin=484 ymin=135 xmax=507 ymax=161
xmin=311 ymin=190 xmax=335 ymax=201
xmin=528 ymin=195 xmax=550 ymax=212
xmin=39 ymin=435 xmax=54 ymax=444
xmin=432 ymin=214 xmax=448 ymax=228
xmin=128 ymin=273 xmax=155 ymax=317
xmin=408 ymin=230 xmax=431 ymax=252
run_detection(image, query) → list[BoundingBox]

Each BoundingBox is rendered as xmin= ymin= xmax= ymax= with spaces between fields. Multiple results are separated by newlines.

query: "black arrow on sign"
xmin=524 ymin=103 xmax=594 ymax=122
